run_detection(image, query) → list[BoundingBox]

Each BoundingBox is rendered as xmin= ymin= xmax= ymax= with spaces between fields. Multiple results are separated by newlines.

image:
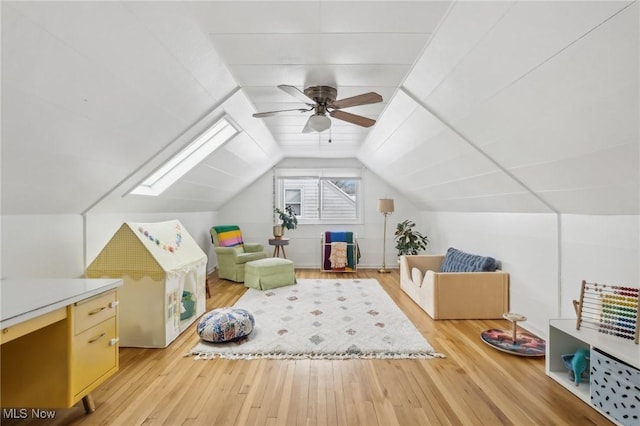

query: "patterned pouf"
xmin=197 ymin=308 xmax=255 ymax=343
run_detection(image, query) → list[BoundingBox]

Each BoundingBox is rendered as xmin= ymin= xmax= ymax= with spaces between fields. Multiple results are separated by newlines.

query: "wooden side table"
xmin=268 ymin=238 xmax=289 ymax=258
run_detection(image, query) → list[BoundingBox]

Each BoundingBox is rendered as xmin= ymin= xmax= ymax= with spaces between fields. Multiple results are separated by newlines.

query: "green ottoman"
xmin=244 ymin=258 xmax=296 ymax=290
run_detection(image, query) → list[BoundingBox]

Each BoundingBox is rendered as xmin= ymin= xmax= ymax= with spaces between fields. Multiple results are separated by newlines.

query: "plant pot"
xmin=273 ymin=225 xmax=284 ymax=239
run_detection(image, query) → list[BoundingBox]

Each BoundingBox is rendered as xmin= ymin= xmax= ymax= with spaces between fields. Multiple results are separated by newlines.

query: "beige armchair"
xmin=400 ymin=255 xmax=509 ymax=319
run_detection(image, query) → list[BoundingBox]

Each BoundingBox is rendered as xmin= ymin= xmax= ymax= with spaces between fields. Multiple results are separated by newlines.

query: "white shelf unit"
xmin=546 ymin=319 xmax=640 ymax=425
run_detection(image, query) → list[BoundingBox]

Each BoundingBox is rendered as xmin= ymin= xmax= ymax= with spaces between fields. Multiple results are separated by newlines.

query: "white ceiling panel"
xmin=321 ymin=1 xmax=451 ymax=33
xmin=359 ymin=0 xmax=637 ymax=214
xmin=2 ymin=1 xmax=637 ymax=215
xmin=187 ymin=2 xmax=321 ymax=34
xmin=211 ymin=34 xmax=323 ymax=65
xmin=231 ymin=64 xmax=410 ymax=88
xmin=221 ymin=133 xmax=273 ymax=166
xmin=368 ymin=103 xmax=469 ymax=172
xmin=416 ymin=192 xmax=554 ymax=214
xmin=423 ymin=0 xmax=635 ymax=123
xmin=512 ymin=144 xmax=639 ymax=192
xmin=210 ymin=33 xmax=428 ymax=65
xmin=404 ymin=0 xmax=515 ymax=100
xmin=398 ymin=170 xmax=526 ymax=201
xmin=540 ymin=183 xmax=639 ymax=215
xmin=183 ymin=1 xmax=451 ymax=160
xmin=394 ymin=150 xmax=501 ymax=188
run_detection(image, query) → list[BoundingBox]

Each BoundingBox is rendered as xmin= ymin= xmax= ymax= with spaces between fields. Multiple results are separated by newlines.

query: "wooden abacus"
xmin=575 ymin=280 xmax=639 ymax=344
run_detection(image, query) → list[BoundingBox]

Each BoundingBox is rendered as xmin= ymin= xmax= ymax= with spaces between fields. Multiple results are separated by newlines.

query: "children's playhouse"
xmin=86 ymin=220 xmax=207 ymax=348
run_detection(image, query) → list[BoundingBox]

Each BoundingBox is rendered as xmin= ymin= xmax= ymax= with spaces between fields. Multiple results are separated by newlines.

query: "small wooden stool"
xmin=503 ymin=312 xmax=527 ymax=343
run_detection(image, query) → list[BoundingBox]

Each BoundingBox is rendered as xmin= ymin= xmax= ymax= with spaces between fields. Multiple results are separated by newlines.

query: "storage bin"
xmin=590 ymin=347 xmax=640 ymax=426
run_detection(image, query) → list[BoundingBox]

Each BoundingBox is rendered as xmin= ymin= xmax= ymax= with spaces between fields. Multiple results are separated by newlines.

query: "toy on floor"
xmin=570 ymin=348 xmax=590 ymax=386
xmin=561 ymin=348 xmax=590 ymax=385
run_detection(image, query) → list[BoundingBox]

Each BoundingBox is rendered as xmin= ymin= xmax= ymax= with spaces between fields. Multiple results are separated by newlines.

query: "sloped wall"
xmin=1 ymin=214 xmax=84 ymax=279
xmin=359 ymin=1 xmax=638 ymax=216
xmin=423 ymin=211 xmax=558 ymax=337
xmin=0 ymin=211 xmax=218 ymax=279
xmin=422 ymin=211 xmax=639 ymax=338
xmin=560 ymin=215 xmax=640 ymax=317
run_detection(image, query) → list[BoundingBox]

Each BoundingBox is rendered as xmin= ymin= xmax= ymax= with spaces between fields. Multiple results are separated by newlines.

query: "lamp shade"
xmin=308 ymin=114 xmax=331 ymax=132
xmin=377 ymin=198 xmax=394 ymax=214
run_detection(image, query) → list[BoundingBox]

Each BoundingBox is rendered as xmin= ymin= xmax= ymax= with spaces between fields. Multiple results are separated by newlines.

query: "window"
xmin=285 ymin=188 xmax=302 ymax=215
xmin=130 ymin=116 xmax=239 ymax=196
xmin=275 ymin=168 xmax=362 ymax=224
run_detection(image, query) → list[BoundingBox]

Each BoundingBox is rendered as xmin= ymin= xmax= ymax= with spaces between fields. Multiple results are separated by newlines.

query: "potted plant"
xmin=273 ymin=206 xmax=298 ymax=238
xmin=394 ymin=219 xmax=429 ymax=256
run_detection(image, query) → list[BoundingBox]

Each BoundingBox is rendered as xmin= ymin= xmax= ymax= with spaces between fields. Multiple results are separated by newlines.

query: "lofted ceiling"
xmin=1 ymin=1 xmax=638 ymax=215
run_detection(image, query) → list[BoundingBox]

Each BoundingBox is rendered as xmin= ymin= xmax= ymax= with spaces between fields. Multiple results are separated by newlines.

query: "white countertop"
xmin=0 ymin=278 xmax=123 ymax=328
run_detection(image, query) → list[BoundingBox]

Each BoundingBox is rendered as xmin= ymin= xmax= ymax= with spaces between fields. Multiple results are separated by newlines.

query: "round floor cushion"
xmin=197 ymin=308 xmax=255 ymax=343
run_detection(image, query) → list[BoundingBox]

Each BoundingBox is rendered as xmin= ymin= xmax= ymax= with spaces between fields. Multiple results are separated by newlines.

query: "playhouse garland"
xmin=138 ymin=224 xmax=183 ymax=253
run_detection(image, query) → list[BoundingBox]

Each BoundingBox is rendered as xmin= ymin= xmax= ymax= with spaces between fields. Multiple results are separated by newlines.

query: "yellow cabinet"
xmin=70 ymin=290 xmax=119 ymax=401
xmin=73 ymin=290 xmax=117 ymax=334
xmin=1 ymin=285 xmax=120 ymax=410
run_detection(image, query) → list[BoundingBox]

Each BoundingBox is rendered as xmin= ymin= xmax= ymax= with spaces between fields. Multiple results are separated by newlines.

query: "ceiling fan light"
xmin=308 ymin=114 xmax=331 ymax=132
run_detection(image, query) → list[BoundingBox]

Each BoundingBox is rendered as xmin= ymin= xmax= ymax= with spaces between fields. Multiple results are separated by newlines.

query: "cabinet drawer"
xmin=74 ymin=290 xmax=117 ymax=335
xmin=72 ymin=317 xmax=118 ymax=396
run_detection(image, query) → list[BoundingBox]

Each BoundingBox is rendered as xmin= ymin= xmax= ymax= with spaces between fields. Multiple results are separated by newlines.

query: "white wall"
xmin=1 ymin=211 xmax=218 ymax=279
xmin=5 ymin=199 xmax=636 ymax=342
xmin=1 ymin=214 xmax=85 ymax=279
xmin=422 ymin=211 xmax=559 ymax=338
xmin=217 ymin=158 xmax=422 ymax=269
xmin=560 ymin=215 xmax=640 ymax=317
xmin=422 ymin=211 xmax=640 ymax=339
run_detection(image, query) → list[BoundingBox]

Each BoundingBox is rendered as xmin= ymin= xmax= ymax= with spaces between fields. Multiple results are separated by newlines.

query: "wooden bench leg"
xmin=82 ymin=394 xmax=96 ymax=414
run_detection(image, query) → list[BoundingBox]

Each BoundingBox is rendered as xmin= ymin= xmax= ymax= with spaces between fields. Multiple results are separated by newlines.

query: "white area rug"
xmin=190 ymin=278 xmax=443 ymax=360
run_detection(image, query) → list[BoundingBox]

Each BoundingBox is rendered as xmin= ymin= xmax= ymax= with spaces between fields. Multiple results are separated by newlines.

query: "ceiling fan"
xmin=253 ymin=85 xmax=383 ymax=133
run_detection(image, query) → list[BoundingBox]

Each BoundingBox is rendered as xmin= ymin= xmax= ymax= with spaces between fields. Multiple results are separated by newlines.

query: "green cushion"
xmin=244 ymin=258 xmax=296 ymax=291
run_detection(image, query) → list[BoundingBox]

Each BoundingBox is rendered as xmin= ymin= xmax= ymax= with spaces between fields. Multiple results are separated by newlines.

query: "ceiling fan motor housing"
xmin=304 ymin=86 xmax=337 ymax=106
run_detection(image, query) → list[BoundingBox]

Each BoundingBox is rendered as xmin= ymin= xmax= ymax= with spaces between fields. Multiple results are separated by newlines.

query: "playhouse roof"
xmin=87 ymin=220 xmax=207 ymax=281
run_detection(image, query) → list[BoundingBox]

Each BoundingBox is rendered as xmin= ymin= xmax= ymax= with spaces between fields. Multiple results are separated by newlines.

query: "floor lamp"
xmin=377 ymin=198 xmax=394 ymax=273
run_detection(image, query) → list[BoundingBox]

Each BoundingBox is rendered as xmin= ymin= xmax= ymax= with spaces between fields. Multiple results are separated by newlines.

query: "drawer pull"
xmin=88 ymin=332 xmax=106 ymax=344
xmin=109 ymin=337 xmax=119 ymax=346
xmin=109 ymin=301 xmax=120 ymax=309
xmin=88 ymin=307 xmax=106 ymax=316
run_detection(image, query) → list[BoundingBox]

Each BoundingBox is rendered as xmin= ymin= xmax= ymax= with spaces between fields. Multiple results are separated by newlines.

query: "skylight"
xmin=130 ymin=117 xmax=239 ymax=196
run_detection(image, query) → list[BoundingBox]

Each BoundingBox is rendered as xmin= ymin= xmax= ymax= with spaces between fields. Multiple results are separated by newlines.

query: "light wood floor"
xmin=5 ymin=270 xmax=611 ymax=426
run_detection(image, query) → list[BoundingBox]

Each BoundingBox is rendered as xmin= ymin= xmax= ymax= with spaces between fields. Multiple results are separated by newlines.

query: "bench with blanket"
xmin=400 ymin=247 xmax=509 ymax=319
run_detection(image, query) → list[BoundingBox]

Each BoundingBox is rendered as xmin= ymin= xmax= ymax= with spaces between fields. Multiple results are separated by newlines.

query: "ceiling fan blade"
xmin=278 ymin=84 xmax=316 ymax=105
xmin=330 ymin=92 xmax=382 ymax=109
xmin=253 ymin=108 xmax=311 ymax=118
xmin=329 ymin=110 xmax=376 ymax=128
